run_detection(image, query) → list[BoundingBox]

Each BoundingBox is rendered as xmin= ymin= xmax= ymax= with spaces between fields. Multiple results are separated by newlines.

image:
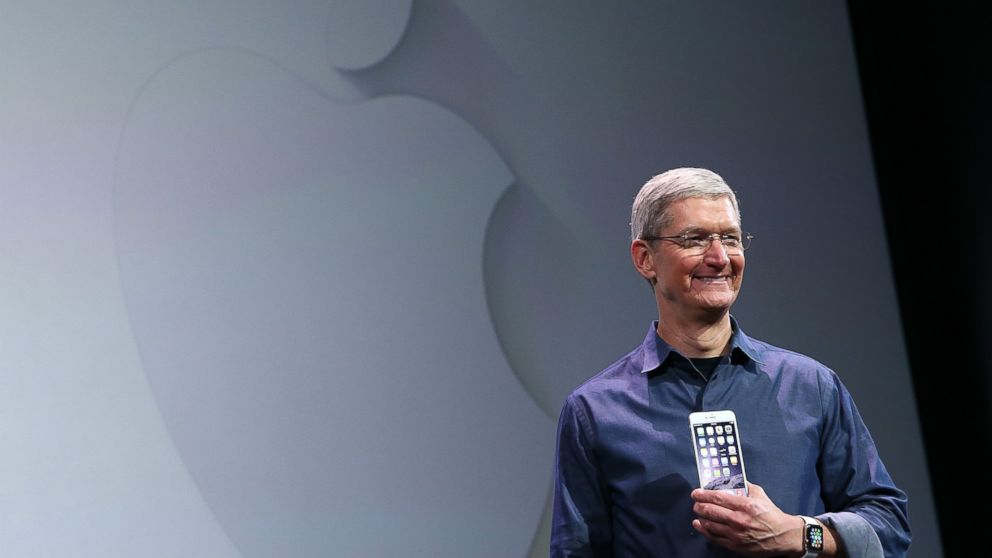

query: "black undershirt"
xmin=689 ymin=356 xmax=723 ymax=380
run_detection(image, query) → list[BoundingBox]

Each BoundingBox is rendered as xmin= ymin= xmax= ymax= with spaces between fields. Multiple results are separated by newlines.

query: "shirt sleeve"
xmin=817 ymin=511 xmax=884 ymax=558
xmin=816 ymin=370 xmax=912 ymax=557
xmin=551 ymin=394 xmax=614 ymax=558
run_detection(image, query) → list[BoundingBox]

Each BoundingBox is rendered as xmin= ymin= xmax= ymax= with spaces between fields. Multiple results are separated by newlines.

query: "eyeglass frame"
xmin=638 ymin=231 xmax=753 ymax=255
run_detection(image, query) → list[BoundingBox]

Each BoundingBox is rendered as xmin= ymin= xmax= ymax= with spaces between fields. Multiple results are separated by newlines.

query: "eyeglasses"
xmin=640 ymin=232 xmax=753 ymax=256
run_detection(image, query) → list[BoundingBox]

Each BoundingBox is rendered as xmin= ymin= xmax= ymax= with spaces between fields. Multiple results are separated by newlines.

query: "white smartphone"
xmin=688 ymin=410 xmax=749 ymax=496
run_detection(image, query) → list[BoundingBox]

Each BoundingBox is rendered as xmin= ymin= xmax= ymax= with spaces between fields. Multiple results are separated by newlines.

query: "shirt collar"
xmin=639 ymin=315 xmax=762 ymax=374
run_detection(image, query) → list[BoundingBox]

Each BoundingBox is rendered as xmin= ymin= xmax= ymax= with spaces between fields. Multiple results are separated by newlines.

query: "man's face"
xmin=640 ymin=196 xmax=745 ymax=321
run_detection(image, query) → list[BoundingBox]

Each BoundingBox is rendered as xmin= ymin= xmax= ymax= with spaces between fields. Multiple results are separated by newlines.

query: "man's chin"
xmin=692 ymin=294 xmax=737 ymax=315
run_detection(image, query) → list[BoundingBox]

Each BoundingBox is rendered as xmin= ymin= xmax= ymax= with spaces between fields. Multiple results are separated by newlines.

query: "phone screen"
xmin=691 ymin=418 xmax=747 ymax=496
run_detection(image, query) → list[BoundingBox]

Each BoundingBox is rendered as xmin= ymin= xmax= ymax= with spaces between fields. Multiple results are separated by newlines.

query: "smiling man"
xmin=551 ymin=168 xmax=910 ymax=557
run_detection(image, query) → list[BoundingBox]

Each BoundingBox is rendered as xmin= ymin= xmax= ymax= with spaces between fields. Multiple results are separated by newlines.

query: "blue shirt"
xmin=552 ymin=320 xmax=910 ymax=557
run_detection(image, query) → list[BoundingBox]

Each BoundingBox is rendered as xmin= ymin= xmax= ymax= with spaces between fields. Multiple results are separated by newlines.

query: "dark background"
xmin=848 ymin=4 xmax=992 ymax=556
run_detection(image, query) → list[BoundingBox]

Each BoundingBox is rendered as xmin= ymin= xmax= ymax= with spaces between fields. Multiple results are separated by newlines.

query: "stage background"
xmin=848 ymin=3 xmax=991 ymax=557
xmin=0 ymin=2 xmax=941 ymax=556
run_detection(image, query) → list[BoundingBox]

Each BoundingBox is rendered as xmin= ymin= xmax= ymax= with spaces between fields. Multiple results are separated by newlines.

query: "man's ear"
xmin=631 ymin=239 xmax=657 ymax=282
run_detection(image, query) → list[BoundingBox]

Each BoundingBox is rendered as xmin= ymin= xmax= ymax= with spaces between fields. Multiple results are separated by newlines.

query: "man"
xmin=551 ymin=168 xmax=910 ymax=557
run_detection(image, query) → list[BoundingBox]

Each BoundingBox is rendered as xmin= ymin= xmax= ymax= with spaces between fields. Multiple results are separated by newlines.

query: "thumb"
xmin=746 ymin=481 xmax=766 ymax=498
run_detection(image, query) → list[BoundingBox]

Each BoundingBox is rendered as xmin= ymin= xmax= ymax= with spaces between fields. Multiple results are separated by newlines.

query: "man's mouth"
xmin=693 ymin=275 xmax=732 ymax=284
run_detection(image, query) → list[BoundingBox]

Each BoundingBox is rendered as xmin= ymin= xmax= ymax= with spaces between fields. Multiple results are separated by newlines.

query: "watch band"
xmin=799 ymin=515 xmax=824 ymax=558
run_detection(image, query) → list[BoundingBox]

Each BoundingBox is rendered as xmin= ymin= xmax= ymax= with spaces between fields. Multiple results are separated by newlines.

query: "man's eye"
xmin=721 ymin=235 xmax=742 ymax=246
xmin=684 ymin=236 xmax=709 ymax=247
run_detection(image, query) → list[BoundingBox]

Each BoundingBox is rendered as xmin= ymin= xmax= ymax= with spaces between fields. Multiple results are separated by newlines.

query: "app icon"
xmin=715 ymin=425 xmax=724 ymax=435
xmin=717 ymin=436 xmax=725 ymax=445
xmin=728 ymin=446 xmax=736 ymax=455
xmin=706 ymin=426 xmax=714 ymax=436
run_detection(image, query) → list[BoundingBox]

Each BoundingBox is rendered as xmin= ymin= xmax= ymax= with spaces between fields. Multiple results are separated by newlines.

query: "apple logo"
xmin=113 ymin=5 xmax=550 ymax=556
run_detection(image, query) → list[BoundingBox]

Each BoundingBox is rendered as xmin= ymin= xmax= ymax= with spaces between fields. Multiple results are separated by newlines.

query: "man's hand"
xmin=691 ymin=482 xmax=804 ymax=557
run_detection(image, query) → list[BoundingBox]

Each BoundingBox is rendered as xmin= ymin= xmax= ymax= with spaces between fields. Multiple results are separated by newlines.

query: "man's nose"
xmin=702 ymin=237 xmax=730 ymax=265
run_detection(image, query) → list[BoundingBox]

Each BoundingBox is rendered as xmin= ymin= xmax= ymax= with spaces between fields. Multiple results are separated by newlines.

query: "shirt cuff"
xmin=816 ymin=511 xmax=883 ymax=558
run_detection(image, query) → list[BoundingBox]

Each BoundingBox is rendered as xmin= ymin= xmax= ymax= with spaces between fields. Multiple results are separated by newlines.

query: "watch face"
xmin=805 ymin=524 xmax=824 ymax=551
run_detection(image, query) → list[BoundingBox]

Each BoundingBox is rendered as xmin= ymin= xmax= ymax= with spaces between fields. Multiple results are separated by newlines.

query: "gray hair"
xmin=630 ymin=167 xmax=741 ymax=242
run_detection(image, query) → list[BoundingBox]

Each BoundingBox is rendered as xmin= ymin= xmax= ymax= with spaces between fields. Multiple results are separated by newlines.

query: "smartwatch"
xmin=799 ymin=515 xmax=824 ymax=557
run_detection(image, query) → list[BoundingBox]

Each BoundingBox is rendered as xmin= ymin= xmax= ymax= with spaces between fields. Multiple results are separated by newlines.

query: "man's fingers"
xmin=694 ymin=501 xmax=753 ymax=532
xmin=692 ymin=518 xmax=739 ymax=548
xmin=692 ymin=488 xmax=749 ymax=510
xmin=693 ymin=501 xmax=731 ymax=522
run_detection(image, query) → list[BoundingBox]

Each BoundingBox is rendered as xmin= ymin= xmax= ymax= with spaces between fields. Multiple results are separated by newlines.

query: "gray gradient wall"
xmin=0 ymin=1 xmax=938 ymax=556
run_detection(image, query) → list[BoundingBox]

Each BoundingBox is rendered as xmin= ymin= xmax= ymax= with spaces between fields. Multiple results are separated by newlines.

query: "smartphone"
xmin=688 ymin=410 xmax=748 ymax=496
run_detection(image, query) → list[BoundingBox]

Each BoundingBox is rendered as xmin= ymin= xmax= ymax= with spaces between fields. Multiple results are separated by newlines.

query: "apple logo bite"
xmin=114 ymin=6 xmax=549 ymax=556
